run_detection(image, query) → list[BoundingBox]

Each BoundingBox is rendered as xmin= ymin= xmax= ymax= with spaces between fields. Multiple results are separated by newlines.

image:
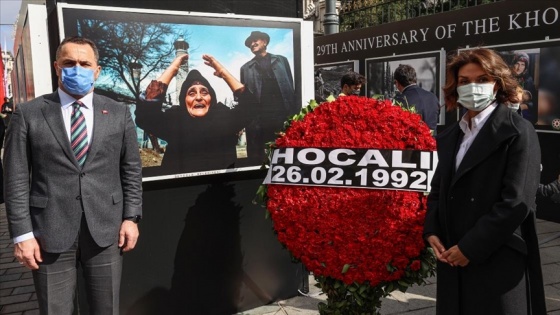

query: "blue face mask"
xmin=60 ymin=66 xmax=95 ymax=96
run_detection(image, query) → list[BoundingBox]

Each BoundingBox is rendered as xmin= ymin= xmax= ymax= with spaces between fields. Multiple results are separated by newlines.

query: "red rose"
xmin=410 ymin=260 xmax=422 ymax=271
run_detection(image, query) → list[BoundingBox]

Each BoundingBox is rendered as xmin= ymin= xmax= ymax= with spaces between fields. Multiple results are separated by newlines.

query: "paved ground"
xmin=1 ymin=203 xmax=560 ymax=315
xmin=237 ymin=218 xmax=560 ymax=315
xmin=0 ymin=204 xmax=38 ymax=315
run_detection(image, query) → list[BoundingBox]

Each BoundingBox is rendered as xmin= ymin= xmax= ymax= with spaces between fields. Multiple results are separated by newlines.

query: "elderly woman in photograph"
xmin=135 ymin=54 xmax=255 ymax=174
xmin=423 ymin=48 xmax=546 ymax=315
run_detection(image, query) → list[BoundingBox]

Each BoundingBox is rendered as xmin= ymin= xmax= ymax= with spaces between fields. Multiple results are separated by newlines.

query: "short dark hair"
xmin=340 ymin=71 xmax=365 ymax=88
xmin=56 ymin=36 xmax=99 ymax=62
xmin=394 ymin=64 xmax=417 ymax=86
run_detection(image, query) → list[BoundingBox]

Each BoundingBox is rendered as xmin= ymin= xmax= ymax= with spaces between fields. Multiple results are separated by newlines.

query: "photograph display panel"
xmin=313 ymin=60 xmax=358 ymax=102
xmin=365 ymin=51 xmax=442 ymax=103
xmin=58 ymin=4 xmax=304 ymax=180
xmin=460 ymin=39 xmax=560 ymax=132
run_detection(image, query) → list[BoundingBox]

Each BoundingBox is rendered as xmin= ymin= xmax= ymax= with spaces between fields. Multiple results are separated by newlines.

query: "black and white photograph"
xmin=314 ymin=60 xmax=358 ymax=102
xmin=365 ymin=51 xmax=442 ymax=103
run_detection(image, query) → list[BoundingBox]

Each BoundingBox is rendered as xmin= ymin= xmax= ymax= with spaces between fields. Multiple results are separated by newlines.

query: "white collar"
xmin=58 ymin=88 xmax=94 ymax=110
xmin=459 ymin=102 xmax=497 ymax=133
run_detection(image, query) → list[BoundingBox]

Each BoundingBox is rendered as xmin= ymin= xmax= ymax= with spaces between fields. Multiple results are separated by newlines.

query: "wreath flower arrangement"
xmin=257 ymin=96 xmax=437 ymax=314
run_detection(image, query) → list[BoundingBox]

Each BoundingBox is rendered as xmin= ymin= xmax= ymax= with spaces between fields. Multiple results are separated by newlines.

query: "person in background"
xmin=393 ymin=64 xmax=440 ymax=133
xmin=315 ymin=69 xmax=326 ymax=102
xmin=4 ymin=36 xmax=143 ymax=315
xmin=537 ymin=174 xmax=560 ymax=199
xmin=338 ymin=71 xmax=365 ymax=97
xmin=508 ymin=85 xmax=533 ymax=117
xmin=423 ymin=47 xmax=546 ymax=315
xmin=1 ymin=97 xmax=13 ymax=126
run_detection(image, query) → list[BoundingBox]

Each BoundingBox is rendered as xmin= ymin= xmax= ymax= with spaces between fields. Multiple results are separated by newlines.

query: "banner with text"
xmin=264 ymin=147 xmax=438 ymax=192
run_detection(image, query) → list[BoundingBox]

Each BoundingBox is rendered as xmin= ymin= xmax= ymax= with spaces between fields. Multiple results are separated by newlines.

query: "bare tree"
xmin=77 ymin=20 xmax=189 ymax=153
xmin=77 ymin=19 xmax=185 ymax=101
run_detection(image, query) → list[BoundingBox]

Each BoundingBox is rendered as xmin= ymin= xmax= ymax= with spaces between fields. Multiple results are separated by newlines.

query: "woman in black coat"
xmin=423 ymin=48 xmax=546 ymax=315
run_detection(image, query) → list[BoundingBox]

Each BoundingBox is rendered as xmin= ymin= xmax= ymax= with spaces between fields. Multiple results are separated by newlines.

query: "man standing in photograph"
xmin=240 ymin=30 xmax=298 ymax=164
xmin=4 ymin=36 xmax=143 ymax=314
xmin=393 ymin=64 xmax=440 ymax=134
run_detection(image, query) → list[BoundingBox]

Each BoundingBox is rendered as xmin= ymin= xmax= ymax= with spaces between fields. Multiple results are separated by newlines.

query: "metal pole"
xmin=323 ymin=0 xmax=339 ymax=34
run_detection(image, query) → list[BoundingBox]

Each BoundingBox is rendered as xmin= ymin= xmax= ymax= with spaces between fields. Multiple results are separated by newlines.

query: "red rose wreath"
xmin=259 ymin=96 xmax=437 ymax=314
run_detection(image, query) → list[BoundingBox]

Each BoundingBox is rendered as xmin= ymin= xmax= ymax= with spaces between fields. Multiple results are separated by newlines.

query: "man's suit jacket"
xmin=394 ymin=85 xmax=439 ymax=130
xmin=4 ymin=91 xmax=142 ymax=253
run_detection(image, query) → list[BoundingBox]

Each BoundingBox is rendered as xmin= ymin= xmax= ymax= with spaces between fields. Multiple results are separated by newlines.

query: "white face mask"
xmin=508 ymin=103 xmax=520 ymax=112
xmin=457 ymin=83 xmax=496 ymax=111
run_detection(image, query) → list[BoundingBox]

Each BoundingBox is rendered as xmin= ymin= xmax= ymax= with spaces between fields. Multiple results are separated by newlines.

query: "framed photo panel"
xmin=365 ymin=50 xmax=445 ymax=125
xmin=460 ymin=39 xmax=560 ymax=133
xmin=58 ymin=3 xmax=311 ymax=181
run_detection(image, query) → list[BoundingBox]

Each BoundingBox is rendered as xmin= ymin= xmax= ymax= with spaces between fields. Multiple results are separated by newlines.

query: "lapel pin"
xmin=102 ymin=110 xmax=109 ymax=114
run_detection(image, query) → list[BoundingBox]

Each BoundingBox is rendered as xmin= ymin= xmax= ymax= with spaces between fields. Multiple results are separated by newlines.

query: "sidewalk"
xmin=239 ymin=218 xmax=560 ymax=315
xmin=0 ymin=204 xmax=38 ymax=315
xmin=1 ymin=203 xmax=560 ymax=314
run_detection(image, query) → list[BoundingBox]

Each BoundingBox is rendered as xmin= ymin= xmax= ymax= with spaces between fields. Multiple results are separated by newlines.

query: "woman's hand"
xmin=172 ymin=54 xmax=189 ymax=68
xmin=442 ymin=245 xmax=470 ymax=267
xmin=202 ymin=54 xmax=227 ymax=78
xmin=202 ymin=54 xmax=244 ymax=92
xmin=157 ymin=54 xmax=189 ymax=86
xmin=427 ymin=235 xmax=449 ymax=264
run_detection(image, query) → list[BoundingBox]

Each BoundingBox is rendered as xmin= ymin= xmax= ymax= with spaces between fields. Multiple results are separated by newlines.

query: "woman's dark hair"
xmin=178 ymin=70 xmax=217 ymax=110
xmin=443 ymin=48 xmax=518 ymax=111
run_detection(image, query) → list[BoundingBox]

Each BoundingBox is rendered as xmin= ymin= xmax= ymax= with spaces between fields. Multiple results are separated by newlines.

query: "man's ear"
xmin=94 ymin=65 xmax=102 ymax=80
xmin=54 ymin=61 xmax=61 ymax=77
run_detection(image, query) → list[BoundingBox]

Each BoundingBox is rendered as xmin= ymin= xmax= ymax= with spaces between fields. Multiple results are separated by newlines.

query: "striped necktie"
xmin=71 ymin=101 xmax=89 ymax=167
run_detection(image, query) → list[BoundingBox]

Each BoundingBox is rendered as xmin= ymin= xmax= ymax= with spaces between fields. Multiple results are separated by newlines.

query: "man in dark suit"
xmin=240 ymin=31 xmax=298 ymax=165
xmin=393 ymin=64 xmax=440 ymax=133
xmin=4 ymin=37 xmax=143 ymax=314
